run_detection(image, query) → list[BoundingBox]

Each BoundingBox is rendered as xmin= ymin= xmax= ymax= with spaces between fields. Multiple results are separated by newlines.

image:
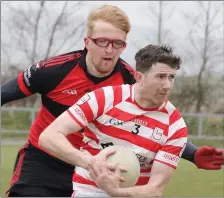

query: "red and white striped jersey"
xmin=67 ymin=84 xmax=188 ymax=192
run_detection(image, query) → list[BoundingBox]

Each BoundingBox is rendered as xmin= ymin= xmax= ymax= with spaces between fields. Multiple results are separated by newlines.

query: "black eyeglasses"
xmin=88 ymin=37 xmax=126 ymax=49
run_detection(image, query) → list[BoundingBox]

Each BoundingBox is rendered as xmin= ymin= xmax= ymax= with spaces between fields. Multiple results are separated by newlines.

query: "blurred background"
xmin=1 ymin=1 xmax=224 ymax=197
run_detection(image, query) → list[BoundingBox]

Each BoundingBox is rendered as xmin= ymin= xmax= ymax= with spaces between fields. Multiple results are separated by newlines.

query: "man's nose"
xmin=105 ymin=43 xmax=113 ymax=53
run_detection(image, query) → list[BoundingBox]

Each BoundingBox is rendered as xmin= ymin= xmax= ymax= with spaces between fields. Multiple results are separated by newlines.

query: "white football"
xmin=105 ymin=145 xmax=140 ymax=188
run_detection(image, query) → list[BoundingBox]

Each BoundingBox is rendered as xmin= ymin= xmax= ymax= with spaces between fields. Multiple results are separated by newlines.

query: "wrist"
xmin=81 ymin=154 xmax=93 ymax=170
xmin=107 ymin=187 xmax=123 ymax=197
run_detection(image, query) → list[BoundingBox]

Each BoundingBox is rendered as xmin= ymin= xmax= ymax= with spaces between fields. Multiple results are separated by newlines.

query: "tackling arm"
xmin=181 ymin=140 xmax=224 ymax=170
xmin=181 ymin=139 xmax=197 ymax=162
xmin=1 ymin=77 xmax=27 ymax=106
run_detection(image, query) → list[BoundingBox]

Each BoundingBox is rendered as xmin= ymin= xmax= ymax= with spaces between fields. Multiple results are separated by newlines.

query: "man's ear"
xmin=84 ymin=37 xmax=89 ymax=49
xmin=135 ymin=71 xmax=144 ymax=82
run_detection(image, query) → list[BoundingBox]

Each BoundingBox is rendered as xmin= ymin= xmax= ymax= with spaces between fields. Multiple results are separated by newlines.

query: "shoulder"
xmin=34 ymin=50 xmax=83 ymax=70
xmin=165 ymin=101 xmax=184 ymax=125
xmin=117 ymin=58 xmax=140 ymax=84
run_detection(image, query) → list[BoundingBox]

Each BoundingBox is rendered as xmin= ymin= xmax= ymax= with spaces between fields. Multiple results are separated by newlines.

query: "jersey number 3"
xmin=132 ymin=124 xmax=141 ymax=135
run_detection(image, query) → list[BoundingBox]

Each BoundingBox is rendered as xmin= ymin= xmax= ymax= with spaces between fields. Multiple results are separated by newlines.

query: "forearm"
xmin=1 ymin=77 xmax=27 ymax=106
xmin=39 ymin=131 xmax=91 ymax=169
xmin=111 ymin=184 xmax=163 ymax=197
xmin=181 ymin=139 xmax=197 ymax=163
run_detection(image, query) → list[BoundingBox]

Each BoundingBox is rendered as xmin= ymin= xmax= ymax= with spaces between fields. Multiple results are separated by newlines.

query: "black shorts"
xmin=7 ymin=142 xmax=75 ymax=197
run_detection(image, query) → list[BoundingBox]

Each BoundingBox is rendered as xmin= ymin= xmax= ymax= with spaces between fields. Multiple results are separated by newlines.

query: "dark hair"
xmin=135 ymin=44 xmax=182 ymax=73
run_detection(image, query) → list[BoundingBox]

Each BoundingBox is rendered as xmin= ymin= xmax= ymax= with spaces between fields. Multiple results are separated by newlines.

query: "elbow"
xmin=38 ymin=130 xmax=50 ymax=150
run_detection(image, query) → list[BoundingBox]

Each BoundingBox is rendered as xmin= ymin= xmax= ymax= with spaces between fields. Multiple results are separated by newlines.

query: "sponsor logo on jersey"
xmin=62 ymin=89 xmax=77 ymax=95
xmin=163 ymin=153 xmax=179 ymax=163
xmin=23 ymin=65 xmax=32 ymax=86
xmin=109 ymin=118 xmax=123 ymax=126
xmin=74 ymin=107 xmax=87 ymax=122
xmin=132 ymin=118 xmax=148 ymax=126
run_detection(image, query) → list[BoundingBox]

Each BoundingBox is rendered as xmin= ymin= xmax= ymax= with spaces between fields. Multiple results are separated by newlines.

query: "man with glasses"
xmin=2 ymin=4 xmax=223 ymax=198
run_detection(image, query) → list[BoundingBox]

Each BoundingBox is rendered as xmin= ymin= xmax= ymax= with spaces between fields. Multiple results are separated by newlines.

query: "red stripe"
xmin=67 ymin=110 xmax=85 ymax=128
xmin=94 ymin=121 xmax=161 ymax=152
xmin=106 ymin=107 xmax=137 ymax=122
xmin=112 ymin=85 xmax=122 ymax=106
xmin=10 ymin=142 xmax=29 ymax=187
xmin=79 ymin=101 xmax=94 ymax=123
xmin=94 ymin=89 xmax=105 ymax=118
xmin=159 ymin=101 xmax=169 ymax=114
xmin=73 ymin=174 xmax=98 ymax=187
xmin=170 ymin=109 xmax=182 ymax=126
xmin=45 ymin=59 xmax=74 ymax=67
xmin=140 ymin=167 xmax=151 ymax=173
xmin=82 ymin=143 xmax=100 ymax=155
xmin=67 ymin=132 xmax=84 ymax=149
xmin=136 ymin=176 xmax=150 ymax=185
xmin=17 ymin=73 xmax=32 ymax=96
xmin=45 ymin=54 xmax=76 ymax=66
xmin=84 ymin=127 xmax=99 ymax=144
xmin=160 ymin=145 xmax=183 ymax=156
xmin=154 ymin=159 xmax=176 ymax=169
xmin=168 ymin=127 xmax=188 ymax=141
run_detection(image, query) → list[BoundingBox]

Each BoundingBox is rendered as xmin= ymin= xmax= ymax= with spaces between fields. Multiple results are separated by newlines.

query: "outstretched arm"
xmin=181 ymin=139 xmax=197 ymax=162
xmin=1 ymin=77 xmax=27 ymax=106
xmin=182 ymin=140 xmax=224 ymax=170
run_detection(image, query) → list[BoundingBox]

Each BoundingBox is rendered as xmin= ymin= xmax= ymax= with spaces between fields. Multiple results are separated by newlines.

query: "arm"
xmin=181 ymin=138 xmax=224 ymax=170
xmin=90 ymin=114 xmax=188 ymax=197
xmin=39 ymin=87 xmax=116 ymax=168
xmin=1 ymin=61 xmax=49 ymax=106
xmin=39 ymin=110 xmax=92 ymax=169
xmin=181 ymin=139 xmax=197 ymax=162
xmin=1 ymin=77 xmax=27 ymax=106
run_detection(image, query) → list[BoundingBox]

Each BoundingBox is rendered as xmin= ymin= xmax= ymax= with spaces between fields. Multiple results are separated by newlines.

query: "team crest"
xmin=152 ymin=127 xmax=164 ymax=140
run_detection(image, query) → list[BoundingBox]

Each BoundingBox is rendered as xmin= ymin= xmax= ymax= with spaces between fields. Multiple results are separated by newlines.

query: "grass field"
xmin=1 ymin=143 xmax=224 ymax=197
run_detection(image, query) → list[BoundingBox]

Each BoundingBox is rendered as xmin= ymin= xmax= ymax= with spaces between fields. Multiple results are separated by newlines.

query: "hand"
xmin=194 ymin=146 xmax=224 ymax=170
xmin=89 ymin=162 xmax=124 ymax=196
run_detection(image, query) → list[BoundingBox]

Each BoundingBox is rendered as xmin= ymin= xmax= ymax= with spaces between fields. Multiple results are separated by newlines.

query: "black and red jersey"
xmin=18 ymin=48 xmax=138 ymax=154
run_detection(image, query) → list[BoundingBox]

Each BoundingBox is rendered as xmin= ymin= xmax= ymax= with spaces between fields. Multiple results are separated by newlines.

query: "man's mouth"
xmin=103 ymin=58 xmax=112 ymax=61
xmin=159 ymin=93 xmax=168 ymax=96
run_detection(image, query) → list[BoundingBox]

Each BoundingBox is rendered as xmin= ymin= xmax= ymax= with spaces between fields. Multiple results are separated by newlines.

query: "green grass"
xmin=1 ymin=145 xmax=19 ymax=197
xmin=1 ymin=144 xmax=224 ymax=197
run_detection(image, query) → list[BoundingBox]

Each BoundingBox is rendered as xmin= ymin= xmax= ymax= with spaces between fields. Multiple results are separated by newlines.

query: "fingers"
xmin=114 ymin=164 xmax=126 ymax=183
xmin=213 ymin=149 xmax=224 ymax=155
xmin=100 ymin=147 xmax=116 ymax=159
xmin=114 ymin=163 xmax=121 ymax=176
xmin=213 ymin=159 xmax=224 ymax=166
xmin=107 ymin=162 xmax=128 ymax=172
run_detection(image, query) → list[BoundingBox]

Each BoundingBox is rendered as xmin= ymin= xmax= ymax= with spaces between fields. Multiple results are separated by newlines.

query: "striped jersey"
xmin=67 ymin=84 xmax=188 ymax=192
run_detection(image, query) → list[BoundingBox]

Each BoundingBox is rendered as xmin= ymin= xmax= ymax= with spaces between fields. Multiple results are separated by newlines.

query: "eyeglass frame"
xmin=87 ymin=37 xmax=127 ymax=49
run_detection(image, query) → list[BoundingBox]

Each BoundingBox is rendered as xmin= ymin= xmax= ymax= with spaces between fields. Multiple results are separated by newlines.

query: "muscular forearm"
xmin=39 ymin=131 xmax=91 ymax=169
xmin=110 ymin=184 xmax=163 ymax=197
xmin=181 ymin=140 xmax=197 ymax=163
